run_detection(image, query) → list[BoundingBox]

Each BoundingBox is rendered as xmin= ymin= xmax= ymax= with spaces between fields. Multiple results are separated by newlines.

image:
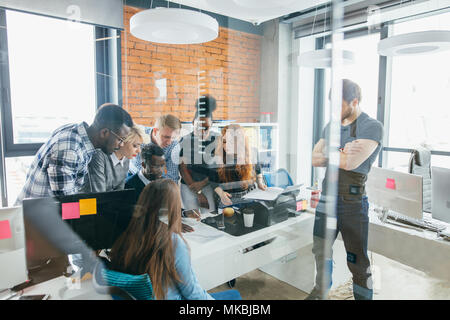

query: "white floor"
xmin=210 ymin=251 xmax=450 ymax=300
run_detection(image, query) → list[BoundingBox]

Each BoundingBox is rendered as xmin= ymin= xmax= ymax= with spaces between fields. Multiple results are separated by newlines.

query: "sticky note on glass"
xmin=0 ymin=220 xmax=12 ymax=240
xmin=62 ymin=202 xmax=80 ymax=220
xmin=296 ymin=200 xmax=308 ymax=211
xmin=386 ymin=178 xmax=396 ymax=190
xmin=79 ymin=198 xmax=97 ymax=216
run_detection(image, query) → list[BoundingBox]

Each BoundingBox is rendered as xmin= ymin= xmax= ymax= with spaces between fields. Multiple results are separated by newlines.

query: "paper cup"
xmin=243 ymin=208 xmax=254 ymax=228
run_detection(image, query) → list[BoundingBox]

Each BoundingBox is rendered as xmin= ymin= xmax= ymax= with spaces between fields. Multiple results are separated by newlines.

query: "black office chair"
xmin=92 ymin=259 xmax=137 ymax=300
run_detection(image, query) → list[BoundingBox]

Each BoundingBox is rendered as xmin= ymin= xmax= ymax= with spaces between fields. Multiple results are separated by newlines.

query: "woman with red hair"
xmin=210 ymin=124 xmax=267 ymax=207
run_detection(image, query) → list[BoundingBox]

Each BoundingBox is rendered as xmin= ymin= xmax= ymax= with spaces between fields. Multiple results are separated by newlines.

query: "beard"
xmin=341 ymin=108 xmax=353 ymax=121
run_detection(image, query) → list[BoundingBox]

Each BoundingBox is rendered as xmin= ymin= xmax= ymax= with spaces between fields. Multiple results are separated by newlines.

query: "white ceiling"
xmin=169 ymin=0 xmax=329 ymax=25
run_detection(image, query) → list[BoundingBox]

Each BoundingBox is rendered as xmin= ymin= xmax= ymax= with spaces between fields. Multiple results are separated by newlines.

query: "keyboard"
xmin=386 ymin=213 xmax=447 ymax=233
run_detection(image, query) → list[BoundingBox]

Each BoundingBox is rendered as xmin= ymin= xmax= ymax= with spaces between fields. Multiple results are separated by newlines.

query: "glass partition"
xmin=2 ymin=0 xmax=450 ymax=302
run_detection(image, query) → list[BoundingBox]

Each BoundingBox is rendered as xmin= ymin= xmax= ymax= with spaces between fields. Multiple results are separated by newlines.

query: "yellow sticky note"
xmin=79 ymin=198 xmax=97 ymax=215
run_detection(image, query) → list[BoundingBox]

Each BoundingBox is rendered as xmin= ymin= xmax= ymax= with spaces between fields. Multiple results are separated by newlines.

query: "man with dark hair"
xmin=179 ymin=95 xmax=218 ymax=218
xmin=125 ymin=143 xmax=166 ymax=201
xmin=15 ymin=103 xmax=133 ymax=204
xmin=129 ymin=114 xmax=182 ymax=182
xmin=307 ymin=79 xmax=384 ymax=300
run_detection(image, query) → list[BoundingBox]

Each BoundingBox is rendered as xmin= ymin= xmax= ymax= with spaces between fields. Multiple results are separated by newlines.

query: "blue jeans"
xmin=210 ymin=289 xmax=242 ymax=300
xmin=312 ymin=195 xmax=373 ymax=300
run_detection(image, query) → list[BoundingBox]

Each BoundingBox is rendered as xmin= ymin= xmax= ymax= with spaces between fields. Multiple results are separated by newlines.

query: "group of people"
xmin=14 ymin=79 xmax=384 ymax=301
xmin=14 ymin=95 xmax=267 ymax=300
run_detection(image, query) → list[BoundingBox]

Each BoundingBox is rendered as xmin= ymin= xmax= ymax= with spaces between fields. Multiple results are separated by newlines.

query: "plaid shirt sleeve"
xmin=47 ymin=149 xmax=81 ymax=196
xmin=165 ymin=142 xmax=180 ymax=183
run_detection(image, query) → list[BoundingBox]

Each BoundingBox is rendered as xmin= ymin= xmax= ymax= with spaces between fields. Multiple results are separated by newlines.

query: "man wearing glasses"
xmin=15 ymin=103 xmax=133 ymax=204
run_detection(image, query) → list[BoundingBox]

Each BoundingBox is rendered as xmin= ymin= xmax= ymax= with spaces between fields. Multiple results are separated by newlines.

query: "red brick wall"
xmin=122 ymin=6 xmax=262 ymax=126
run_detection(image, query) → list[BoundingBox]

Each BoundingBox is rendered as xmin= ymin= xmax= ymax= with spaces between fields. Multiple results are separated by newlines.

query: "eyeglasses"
xmin=109 ymin=129 xmax=126 ymax=145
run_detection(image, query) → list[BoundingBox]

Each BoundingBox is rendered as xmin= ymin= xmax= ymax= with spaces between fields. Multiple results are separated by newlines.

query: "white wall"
xmin=260 ymin=21 xmax=317 ymax=187
xmin=297 ymin=35 xmax=316 ymax=187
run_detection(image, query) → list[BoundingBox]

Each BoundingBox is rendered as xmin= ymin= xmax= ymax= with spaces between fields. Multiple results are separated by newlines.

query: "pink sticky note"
xmin=62 ymin=202 xmax=80 ymax=220
xmin=386 ymin=178 xmax=396 ymax=190
xmin=0 ymin=220 xmax=12 ymax=240
xmin=296 ymin=201 xmax=303 ymax=211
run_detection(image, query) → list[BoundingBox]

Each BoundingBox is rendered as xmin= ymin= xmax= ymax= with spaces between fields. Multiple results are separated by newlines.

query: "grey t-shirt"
xmin=322 ymin=112 xmax=384 ymax=175
xmin=80 ymin=149 xmax=129 ymax=193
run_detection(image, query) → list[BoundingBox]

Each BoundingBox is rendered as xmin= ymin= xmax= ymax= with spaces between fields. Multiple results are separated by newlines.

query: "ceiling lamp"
xmin=130 ymin=7 xmax=218 ymax=44
xmin=207 ymin=0 xmax=297 ymax=21
xmin=298 ymin=48 xmax=355 ymax=69
xmin=378 ymin=30 xmax=450 ymax=56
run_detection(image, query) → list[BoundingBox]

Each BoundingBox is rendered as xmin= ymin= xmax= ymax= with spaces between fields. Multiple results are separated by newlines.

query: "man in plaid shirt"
xmin=129 ymin=114 xmax=181 ymax=183
xmin=15 ymin=103 xmax=133 ymax=205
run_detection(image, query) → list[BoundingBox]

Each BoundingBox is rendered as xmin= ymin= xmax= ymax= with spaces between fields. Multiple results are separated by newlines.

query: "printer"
xmin=246 ymin=189 xmax=299 ymax=227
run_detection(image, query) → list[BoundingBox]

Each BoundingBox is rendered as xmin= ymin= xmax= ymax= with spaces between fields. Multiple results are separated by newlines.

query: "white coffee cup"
xmin=243 ymin=208 xmax=254 ymax=228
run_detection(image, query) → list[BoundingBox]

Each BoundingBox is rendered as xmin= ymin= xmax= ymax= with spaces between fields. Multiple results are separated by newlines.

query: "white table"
xmin=256 ymin=207 xmax=450 ymax=294
xmin=2 ymin=273 xmax=110 ymax=300
xmin=183 ymin=212 xmax=315 ymax=291
xmin=9 ymin=206 xmax=448 ymax=300
xmin=368 ymin=210 xmax=450 ymax=280
xmin=4 ymin=211 xmax=315 ymax=299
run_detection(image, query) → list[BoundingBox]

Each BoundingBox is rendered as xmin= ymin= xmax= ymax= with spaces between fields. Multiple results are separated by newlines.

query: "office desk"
xmin=183 ymin=212 xmax=315 ymax=291
xmin=5 ymin=211 xmax=315 ymax=299
xmin=256 ymin=207 xmax=450 ymax=295
xmin=368 ymin=210 xmax=450 ymax=280
xmin=2 ymin=275 xmax=110 ymax=300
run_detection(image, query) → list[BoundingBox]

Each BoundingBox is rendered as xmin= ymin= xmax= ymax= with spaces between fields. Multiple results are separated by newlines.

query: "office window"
xmin=5 ymin=10 xmax=96 ymax=145
xmin=5 ymin=156 xmax=33 ymax=205
xmin=388 ymin=11 xmax=450 ymax=153
xmin=431 ymin=155 xmax=450 ymax=170
xmin=324 ymin=32 xmax=380 ymax=123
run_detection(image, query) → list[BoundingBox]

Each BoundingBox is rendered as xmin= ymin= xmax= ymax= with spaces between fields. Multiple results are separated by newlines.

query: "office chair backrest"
xmin=263 ymin=168 xmax=293 ymax=189
xmin=92 ymin=260 xmax=154 ymax=300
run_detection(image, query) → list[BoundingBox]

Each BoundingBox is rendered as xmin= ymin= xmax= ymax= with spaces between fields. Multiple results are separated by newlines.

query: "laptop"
xmin=432 ymin=167 xmax=450 ymax=224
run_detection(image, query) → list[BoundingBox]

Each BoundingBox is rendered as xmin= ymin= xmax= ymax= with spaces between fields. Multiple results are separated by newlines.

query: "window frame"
xmin=0 ymin=8 xmax=122 ymax=206
xmin=312 ymin=16 xmax=450 ymax=181
xmin=0 ymin=9 xmax=122 ymax=157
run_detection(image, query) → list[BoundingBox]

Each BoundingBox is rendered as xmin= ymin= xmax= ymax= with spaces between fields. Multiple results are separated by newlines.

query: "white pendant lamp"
xmin=130 ymin=7 xmax=219 ymax=44
xmin=298 ymin=48 xmax=355 ymax=69
xmin=378 ymin=30 xmax=450 ymax=56
xmin=207 ymin=0 xmax=297 ymax=21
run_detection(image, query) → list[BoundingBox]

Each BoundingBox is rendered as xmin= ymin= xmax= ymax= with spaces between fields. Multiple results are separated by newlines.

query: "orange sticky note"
xmin=386 ymin=178 xmax=396 ymax=190
xmin=0 ymin=220 xmax=12 ymax=240
xmin=62 ymin=202 xmax=80 ymax=220
xmin=296 ymin=200 xmax=308 ymax=211
xmin=79 ymin=198 xmax=97 ymax=216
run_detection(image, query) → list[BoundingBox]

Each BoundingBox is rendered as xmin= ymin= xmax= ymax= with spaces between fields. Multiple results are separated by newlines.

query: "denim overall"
xmin=311 ymin=120 xmax=373 ymax=300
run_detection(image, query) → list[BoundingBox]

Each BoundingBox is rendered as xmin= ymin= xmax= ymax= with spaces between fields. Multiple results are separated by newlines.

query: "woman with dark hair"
xmin=109 ymin=179 xmax=241 ymax=300
xmin=211 ymin=124 xmax=267 ymax=207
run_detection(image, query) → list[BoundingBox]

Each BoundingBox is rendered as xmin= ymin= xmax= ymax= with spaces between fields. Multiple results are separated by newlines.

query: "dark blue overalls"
xmin=311 ymin=119 xmax=374 ymax=300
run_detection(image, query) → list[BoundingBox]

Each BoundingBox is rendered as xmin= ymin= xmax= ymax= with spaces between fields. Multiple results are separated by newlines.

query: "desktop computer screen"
xmin=366 ymin=166 xmax=423 ymax=220
xmin=0 ymin=206 xmax=28 ymax=290
xmin=22 ymin=189 xmax=136 ymax=269
xmin=431 ymin=166 xmax=450 ymax=224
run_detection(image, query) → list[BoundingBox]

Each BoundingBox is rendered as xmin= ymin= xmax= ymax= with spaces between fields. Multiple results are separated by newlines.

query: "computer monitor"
xmin=0 ymin=206 xmax=28 ymax=290
xmin=22 ymin=189 xmax=136 ymax=269
xmin=366 ymin=166 xmax=423 ymax=220
xmin=431 ymin=166 xmax=450 ymax=224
